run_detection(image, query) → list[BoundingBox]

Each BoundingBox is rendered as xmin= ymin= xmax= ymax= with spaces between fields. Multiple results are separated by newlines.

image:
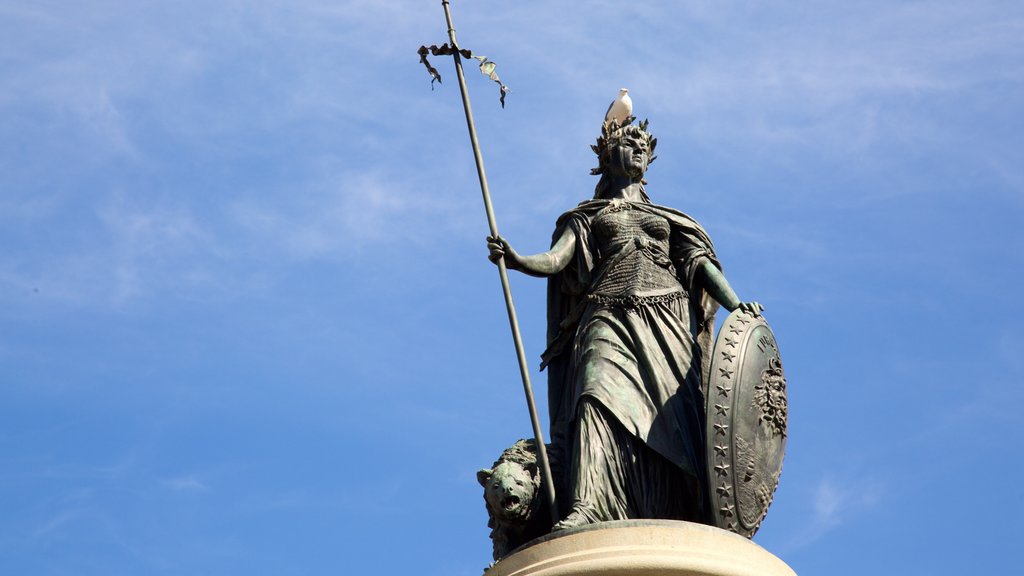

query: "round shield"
xmin=706 ymin=309 xmax=787 ymax=538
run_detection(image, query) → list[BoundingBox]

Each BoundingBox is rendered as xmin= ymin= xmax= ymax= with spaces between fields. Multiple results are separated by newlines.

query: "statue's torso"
xmin=590 ymin=201 xmax=684 ymax=299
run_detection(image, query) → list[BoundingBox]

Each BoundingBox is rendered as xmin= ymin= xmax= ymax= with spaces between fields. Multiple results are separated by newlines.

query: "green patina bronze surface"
xmin=482 ymin=115 xmax=784 ymax=558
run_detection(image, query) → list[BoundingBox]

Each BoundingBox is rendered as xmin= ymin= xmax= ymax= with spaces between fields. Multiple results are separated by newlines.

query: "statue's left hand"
xmin=737 ymin=301 xmax=764 ymax=317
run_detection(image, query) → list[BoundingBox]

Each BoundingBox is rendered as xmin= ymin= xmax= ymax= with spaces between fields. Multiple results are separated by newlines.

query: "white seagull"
xmin=604 ymin=88 xmax=632 ymax=124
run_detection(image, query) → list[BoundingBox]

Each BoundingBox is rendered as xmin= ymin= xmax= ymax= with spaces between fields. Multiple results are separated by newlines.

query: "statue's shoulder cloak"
xmin=542 ymin=199 xmax=722 ymax=443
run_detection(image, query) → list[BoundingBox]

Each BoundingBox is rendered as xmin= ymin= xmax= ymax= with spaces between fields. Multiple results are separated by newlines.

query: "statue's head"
xmin=591 ymin=117 xmax=658 ymax=198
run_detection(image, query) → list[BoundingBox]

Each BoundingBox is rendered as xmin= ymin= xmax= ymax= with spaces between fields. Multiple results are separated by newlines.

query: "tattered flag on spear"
xmin=417 ymin=44 xmax=508 ymax=107
xmin=417 ymin=0 xmax=558 ymax=525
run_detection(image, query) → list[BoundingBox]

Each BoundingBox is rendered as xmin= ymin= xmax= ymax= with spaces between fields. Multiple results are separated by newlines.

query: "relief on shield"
xmin=706 ymin=309 xmax=787 ymax=538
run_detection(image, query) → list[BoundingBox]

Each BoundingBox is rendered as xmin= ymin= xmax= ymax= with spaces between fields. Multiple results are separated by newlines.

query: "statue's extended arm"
xmin=487 ymin=227 xmax=577 ymax=278
xmin=696 ymin=259 xmax=764 ymax=317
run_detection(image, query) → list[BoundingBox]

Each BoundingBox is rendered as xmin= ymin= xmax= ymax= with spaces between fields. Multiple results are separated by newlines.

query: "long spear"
xmin=433 ymin=0 xmax=558 ymax=524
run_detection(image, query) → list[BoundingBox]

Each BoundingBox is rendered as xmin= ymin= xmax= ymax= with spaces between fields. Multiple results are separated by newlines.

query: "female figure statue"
xmin=488 ymin=117 xmax=762 ymax=529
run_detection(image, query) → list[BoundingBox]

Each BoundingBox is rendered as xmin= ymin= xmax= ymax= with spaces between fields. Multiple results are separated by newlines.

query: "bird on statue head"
xmin=604 ymin=88 xmax=633 ymax=125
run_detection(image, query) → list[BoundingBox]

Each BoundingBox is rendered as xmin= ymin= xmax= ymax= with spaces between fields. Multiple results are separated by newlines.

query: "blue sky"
xmin=1 ymin=1 xmax=1022 ymax=574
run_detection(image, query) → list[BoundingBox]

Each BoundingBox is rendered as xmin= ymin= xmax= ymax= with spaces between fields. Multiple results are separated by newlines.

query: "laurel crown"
xmin=590 ymin=116 xmax=658 ymax=176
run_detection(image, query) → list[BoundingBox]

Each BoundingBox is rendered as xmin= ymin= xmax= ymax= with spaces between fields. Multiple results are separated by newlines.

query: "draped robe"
xmin=542 ymin=198 xmax=721 ymax=524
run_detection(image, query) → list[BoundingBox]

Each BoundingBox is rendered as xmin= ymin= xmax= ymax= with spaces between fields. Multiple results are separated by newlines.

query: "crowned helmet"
xmin=591 ymin=116 xmax=658 ymax=177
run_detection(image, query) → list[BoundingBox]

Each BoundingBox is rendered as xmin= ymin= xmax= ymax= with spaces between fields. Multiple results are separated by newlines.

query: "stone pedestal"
xmin=485 ymin=520 xmax=795 ymax=576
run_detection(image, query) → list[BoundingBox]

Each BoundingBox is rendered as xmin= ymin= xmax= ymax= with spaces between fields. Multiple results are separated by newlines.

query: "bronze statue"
xmin=487 ymin=115 xmax=766 ymax=531
xmin=416 ymin=4 xmax=787 ymax=557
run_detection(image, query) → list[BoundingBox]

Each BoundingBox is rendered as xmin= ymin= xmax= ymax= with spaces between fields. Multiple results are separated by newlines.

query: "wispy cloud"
xmin=459 ymin=1 xmax=1023 ymax=158
xmin=163 ymin=475 xmax=210 ymax=493
xmin=786 ymin=474 xmax=883 ymax=551
xmin=0 ymin=0 xmax=478 ymax=311
xmin=229 ymin=168 xmax=473 ymax=262
xmin=0 ymin=196 xmax=221 ymax=308
xmin=98 ymin=197 xmax=215 ymax=302
xmin=31 ymin=508 xmax=84 ymax=539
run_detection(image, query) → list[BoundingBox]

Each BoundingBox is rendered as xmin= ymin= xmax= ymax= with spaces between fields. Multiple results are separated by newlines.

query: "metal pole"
xmin=440 ymin=0 xmax=559 ymax=525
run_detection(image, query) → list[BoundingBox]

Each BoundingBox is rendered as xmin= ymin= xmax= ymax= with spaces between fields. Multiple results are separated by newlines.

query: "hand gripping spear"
xmin=420 ymin=0 xmax=559 ymax=525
